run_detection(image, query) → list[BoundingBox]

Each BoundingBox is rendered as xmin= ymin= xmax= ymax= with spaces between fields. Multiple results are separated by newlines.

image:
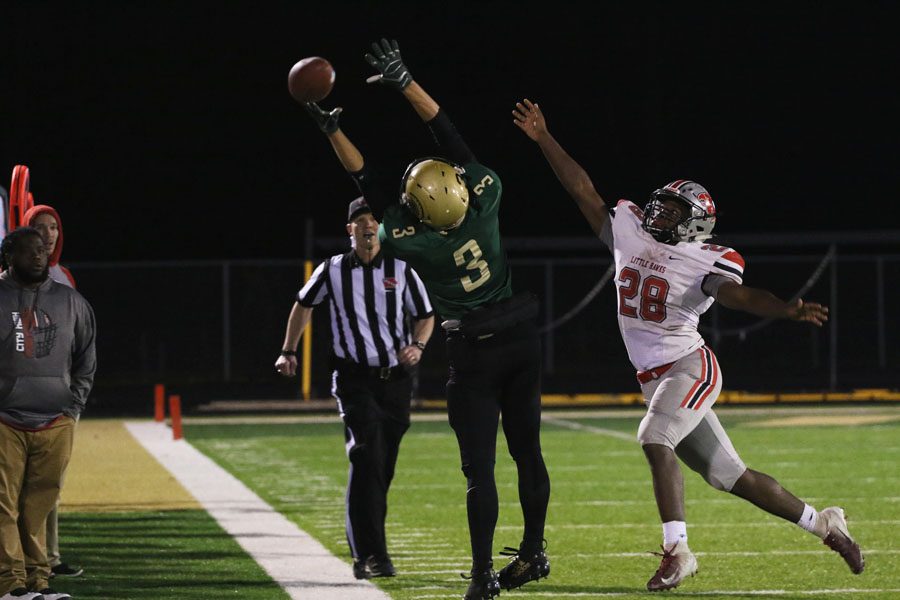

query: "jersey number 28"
xmin=618 ymin=267 xmax=669 ymax=322
xmin=453 ymin=240 xmax=491 ymax=292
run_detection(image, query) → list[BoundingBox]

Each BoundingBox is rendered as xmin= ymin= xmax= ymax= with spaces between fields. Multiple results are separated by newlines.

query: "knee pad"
xmin=637 ymin=417 xmax=676 ymax=449
xmin=704 ymin=460 xmax=745 ymax=492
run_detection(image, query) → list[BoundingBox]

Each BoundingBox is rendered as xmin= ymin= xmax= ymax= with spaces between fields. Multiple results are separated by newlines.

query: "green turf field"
xmin=54 ymin=510 xmax=290 ymax=599
xmin=181 ymin=407 xmax=899 ymax=599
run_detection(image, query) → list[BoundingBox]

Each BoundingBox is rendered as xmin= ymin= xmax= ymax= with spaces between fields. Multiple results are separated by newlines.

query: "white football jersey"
xmin=600 ymin=200 xmax=745 ymax=371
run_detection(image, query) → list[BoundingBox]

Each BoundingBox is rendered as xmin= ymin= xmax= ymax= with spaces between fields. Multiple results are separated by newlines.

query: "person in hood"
xmin=0 ymin=226 xmax=96 ymax=600
xmin=23 ymin=206 xmax=75 ymax=289
xmin=23 ymin=206 xmax=82 ymax=579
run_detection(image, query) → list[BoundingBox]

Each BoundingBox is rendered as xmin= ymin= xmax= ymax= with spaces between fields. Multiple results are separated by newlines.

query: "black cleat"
xmin=353 ymin=554 xmax=396 ymax=579
xmin=462 ymin=566 xmax=500 ymax=599
xmin=497 ymin=541 xmax=550 ymax=590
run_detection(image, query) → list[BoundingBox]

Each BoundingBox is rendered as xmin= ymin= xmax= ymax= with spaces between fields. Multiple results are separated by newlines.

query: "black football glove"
xmin=364 ymin=38 xmax=412 ymax=90
xmin=303 ymin=102 xmax=342 ymax=134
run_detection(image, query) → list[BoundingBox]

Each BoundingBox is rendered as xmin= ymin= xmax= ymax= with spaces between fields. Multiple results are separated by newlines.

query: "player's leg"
xmin=496 ymin=320 xmax=550 ymax=590
xmin=334 ymin=371 xmax=384 ymax=578
xmin=446 ymin=331 xmax=502 ymax=598
xmin=680 ymin=410 xmax=864 ymax=574
xmin=638 ymin=347 xmax=721 ymax=590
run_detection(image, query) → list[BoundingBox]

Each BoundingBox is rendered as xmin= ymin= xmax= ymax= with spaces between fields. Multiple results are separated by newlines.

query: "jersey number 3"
xmin=453 ymin=240 xmax=491 ymax=292
xmin=618 ymin=267 xmax=669 ymax=322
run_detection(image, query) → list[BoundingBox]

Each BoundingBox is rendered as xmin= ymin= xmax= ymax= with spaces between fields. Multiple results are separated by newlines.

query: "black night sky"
xmin=3 ymin=2 xmax=897 ymax=261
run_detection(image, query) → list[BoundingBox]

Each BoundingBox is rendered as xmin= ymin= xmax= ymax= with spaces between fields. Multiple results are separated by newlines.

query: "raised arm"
xmin=513 ymin=99 xmax=609 ymax=237
xmin=365 ymin=38 xmax=474 ymax=165
xmin=303 ymin=101 xmax=388 ymax=211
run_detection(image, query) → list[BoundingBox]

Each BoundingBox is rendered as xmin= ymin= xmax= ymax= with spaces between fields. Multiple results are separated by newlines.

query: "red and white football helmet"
xmin=642 ymin=179 xmax=717 ymax=243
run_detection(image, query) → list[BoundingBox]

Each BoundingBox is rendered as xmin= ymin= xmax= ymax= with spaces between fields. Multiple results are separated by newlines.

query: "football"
xmin=287 ymin=57 xmax=335 ymax=103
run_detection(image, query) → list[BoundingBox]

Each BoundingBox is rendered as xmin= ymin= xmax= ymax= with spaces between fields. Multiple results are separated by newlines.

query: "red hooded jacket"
xmin=23 ymin=204 xmax=76 ymax=289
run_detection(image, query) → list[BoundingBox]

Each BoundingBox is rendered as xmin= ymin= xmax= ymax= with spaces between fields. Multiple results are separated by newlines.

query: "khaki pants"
xmin=0 ymin=417 xmax=75 ymax=594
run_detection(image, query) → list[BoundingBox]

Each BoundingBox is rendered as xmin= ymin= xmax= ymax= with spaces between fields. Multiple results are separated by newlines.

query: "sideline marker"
xmin=154 ymin=384 xmax=165 ymax=421
xmin=169 ymin=394 xmax=183 ymax=440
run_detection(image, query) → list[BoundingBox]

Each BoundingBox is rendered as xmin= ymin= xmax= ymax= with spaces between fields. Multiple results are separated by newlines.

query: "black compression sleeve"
xmin=426 ymin=109 xmax=476 ymax=165
xmin=349 ymin=162 xmax=389 ymax=214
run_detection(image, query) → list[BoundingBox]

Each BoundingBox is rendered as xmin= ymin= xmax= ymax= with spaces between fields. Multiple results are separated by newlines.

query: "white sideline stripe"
xmin=125 ymin=421 xmax=389 ymax=600
xmin=544 ymin=417 xmax=635 ymax=441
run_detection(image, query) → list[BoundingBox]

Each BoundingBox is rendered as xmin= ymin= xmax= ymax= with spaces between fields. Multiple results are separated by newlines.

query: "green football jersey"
xmin=378 ymin=162 xmax=513 ymax=320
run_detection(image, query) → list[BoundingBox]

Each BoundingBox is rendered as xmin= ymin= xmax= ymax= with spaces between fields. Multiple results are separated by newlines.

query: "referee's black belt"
xmin=333 ymin=358 xmax=406 ymax=380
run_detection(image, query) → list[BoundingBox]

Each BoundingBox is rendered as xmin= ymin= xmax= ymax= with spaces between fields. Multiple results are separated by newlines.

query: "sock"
xmin=662 ymin=520 xmax=688 ymax=549
xmin=797 ymin=503 xmax=826 ymax=538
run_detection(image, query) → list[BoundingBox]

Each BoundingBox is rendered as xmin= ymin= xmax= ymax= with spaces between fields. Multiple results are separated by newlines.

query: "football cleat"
xmin=461 ymin=566 xmax=500 ymax=600
xmin=646 ymin=540 xmax=698 ymax=592
xmin=820 ymin=507 xmax=865 ymax=574
xmin=497 ymin=541 xmax=550 ymax=590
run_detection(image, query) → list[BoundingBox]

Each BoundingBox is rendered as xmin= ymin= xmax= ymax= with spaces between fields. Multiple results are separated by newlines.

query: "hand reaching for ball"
xmin=304 ymin=102 xmax=342 ymax=134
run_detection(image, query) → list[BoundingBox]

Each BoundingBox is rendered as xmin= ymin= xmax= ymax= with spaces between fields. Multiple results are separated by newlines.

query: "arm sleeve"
xmin=402 ymin=264 xmax=434 ymax=319
xmin=349 ymin=163 xmax=391 ymax=215
xmin=426 ymin=109 xmax=476 ymax=165
xmin=69 ymin=297 xmax=97 ymax=414
xmin=701 ymin=273 xmax=738 ymax=298
xmin=297 ymin=260 xmax=330 ymax=307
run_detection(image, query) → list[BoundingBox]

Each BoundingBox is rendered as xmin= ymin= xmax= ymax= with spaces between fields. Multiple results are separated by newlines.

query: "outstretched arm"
xmin=303 ymin=101 xmax=388 ymax=210
xmin=304 ymin=102 xmax=363 ymax=173
xmin=715 ymin=281 xmax=829 ymax=326
xmin=365 ymin=38 xmax=474 ymax=164
xmin=513 ymin=99 xmax=609 ymax=237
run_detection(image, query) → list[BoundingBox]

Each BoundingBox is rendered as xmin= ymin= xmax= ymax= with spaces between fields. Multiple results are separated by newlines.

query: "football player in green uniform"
xmin=302 ymin=39 xmax=551 ymax=600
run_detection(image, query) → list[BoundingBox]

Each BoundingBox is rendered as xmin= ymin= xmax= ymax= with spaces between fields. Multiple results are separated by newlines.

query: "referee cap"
xmin=347 ymin=196 xmax=373 ymax=222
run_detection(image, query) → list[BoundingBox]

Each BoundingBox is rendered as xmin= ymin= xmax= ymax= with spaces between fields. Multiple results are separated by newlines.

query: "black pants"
xmin=332 ymin=366 xmax=412 ymax=561
xmin=446 ymin=318 xmax=550 ymax=569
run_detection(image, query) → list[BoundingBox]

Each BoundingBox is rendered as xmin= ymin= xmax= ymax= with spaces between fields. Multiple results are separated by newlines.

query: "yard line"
xmin=543 ymin=417 xmax=635 ymax=442
xmin=126 ymin=421 xmax=389 ymax=600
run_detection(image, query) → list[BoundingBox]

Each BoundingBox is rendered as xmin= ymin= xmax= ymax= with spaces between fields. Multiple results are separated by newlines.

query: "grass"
xmin=54 ymin=510 xmax=290 ymax=599
xmin=175 ymin=407 xmax=900 ymax=599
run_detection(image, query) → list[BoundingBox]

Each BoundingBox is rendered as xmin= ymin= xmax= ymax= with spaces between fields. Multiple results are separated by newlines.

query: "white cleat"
xmin=820 ymin=506 xmax=865 ymax=574
xmin=647 ymin=540 xmax=698 ymax=591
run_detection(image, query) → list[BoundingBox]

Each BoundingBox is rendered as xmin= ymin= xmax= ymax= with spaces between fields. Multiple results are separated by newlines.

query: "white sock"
xmin=662 ymin=520 xmax=688 ymax=549
xmin=797 ymin=503 xmax=824 ymax=538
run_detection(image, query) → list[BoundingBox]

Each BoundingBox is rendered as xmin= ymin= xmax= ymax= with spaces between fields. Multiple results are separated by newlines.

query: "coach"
xmin=275 ymin=197 xmax=434 ymax=580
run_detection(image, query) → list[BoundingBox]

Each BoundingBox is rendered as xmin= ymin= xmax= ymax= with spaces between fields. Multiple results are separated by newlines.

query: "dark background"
xmin=3 ymin=2 xmax=898 ymax=409
xmin=3 ymin=2 xmax=897 ymax=261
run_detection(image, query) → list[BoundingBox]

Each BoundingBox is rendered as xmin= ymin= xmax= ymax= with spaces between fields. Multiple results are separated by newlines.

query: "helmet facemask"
xmin=642 ymin=181 xmax=717 ymax=243
xmin=400 ymin=158 xmax=469 ymax=232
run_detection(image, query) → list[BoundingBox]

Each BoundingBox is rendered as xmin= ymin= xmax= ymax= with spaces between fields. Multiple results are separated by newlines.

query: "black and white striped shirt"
xmin=298 ymin=251 xmax=433 ymax=368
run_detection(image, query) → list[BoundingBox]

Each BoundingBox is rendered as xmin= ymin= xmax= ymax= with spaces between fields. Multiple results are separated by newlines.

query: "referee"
xmin=275 ymin=197 xmax=434 ymax=580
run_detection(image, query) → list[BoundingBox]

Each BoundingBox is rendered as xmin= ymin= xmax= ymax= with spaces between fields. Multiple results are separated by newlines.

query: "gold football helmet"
xmin=401 ymin=158 xmax=469 ymax=231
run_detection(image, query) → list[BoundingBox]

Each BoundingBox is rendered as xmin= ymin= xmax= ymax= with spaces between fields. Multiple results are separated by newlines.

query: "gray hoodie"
xmin=0 ymin=271 xmax=96 ymax=429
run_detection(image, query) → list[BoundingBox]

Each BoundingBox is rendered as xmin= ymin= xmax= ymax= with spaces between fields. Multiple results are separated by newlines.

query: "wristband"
xmin=280 ymin=350 xmax=297 ymax=356
xmin=413 ymin=341 xmax=427 ymax=351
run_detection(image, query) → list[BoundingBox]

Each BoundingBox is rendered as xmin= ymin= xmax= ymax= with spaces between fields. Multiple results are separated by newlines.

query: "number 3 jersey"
xmin=378 ymin=162 xmax=513 ymax=320
xmin=600 ymin=200 xmax=745 ymax=371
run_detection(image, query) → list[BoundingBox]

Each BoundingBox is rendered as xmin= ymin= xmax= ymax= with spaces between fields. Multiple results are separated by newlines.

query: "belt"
xmin=335 ymin=360 xmax=405 ymax=381
xmin=636 ymin=361 xmax=675 ymax=384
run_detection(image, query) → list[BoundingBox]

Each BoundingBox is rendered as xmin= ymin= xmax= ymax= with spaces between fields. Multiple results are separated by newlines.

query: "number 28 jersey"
xmin=600 ymin=200 xmax=745 ymax=371
xmin=378 ymin=162 xmax=513 ymax=321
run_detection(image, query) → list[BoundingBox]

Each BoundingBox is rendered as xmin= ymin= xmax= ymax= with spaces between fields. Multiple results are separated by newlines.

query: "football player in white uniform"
xmin=513 ymin=99 xmax=864 ymax=590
